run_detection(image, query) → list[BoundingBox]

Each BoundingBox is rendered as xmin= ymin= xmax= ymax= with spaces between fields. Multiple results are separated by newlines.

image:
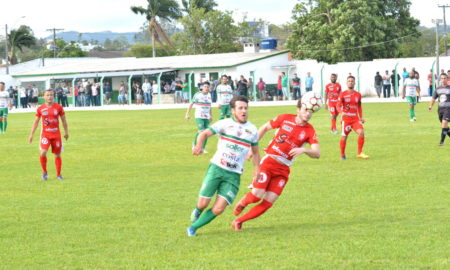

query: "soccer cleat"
xmin=190 ymin=209 xmax=201 ymax=223
xmin=186 ymin=226 xmax=197 ymax=237
xmin=247 ymin=184 xmax=253 ymax=189
xmin=202 ymin=149 xmax=208 ymax=154
xmin=233 ymin=203 xmax=245 ymax=216
xmin=438 ymin=142 xmax=444 ymax=146
xmin=409 ymin=119 xmax=414 ymax=122
xmin=330 ymin=130 xmax=338 ymax=134
xmin=42 ymin=173 xmax=48 ymax=181
xmin=357 ymin=153 xmax=369 ymax=159
xmin=341 ymin=155 xmax=347 ymax=160
xmin=231 ymin=220 xmax=243 ymax=231
xmin=57 ymin=175 xmax=64 ymax=180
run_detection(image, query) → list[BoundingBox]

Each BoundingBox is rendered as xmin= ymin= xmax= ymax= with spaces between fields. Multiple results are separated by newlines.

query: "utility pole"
xmin=46 ymin=28 xmax=64 ymax=58
xmin=433 ymin=19 xmax=443 ymax=77
xmin=5 ymin=24 xmax=9 ymax=75
xmin=438 ymin=5 xmax=450 ymax=56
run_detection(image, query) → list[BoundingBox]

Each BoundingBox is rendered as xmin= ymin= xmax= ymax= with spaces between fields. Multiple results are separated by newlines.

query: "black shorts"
xmin=438 ymin=107 xmax=450 ymax=122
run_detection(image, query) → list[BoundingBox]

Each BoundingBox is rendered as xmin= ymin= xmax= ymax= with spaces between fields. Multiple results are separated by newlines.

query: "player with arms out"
xmin=0 ymin=82 xmax=13 ymax=134
xmin=216 ymin=75 xmax=233 ymax=119
xmin=187 ymin=96 xmax=260 ymax=237
xmin=428 ymin=73 xmax=450 ymax=146
xmin=402 ymin=71 xmax=421 ymax=122
xmin=29 ymin=90 xmax=69 ymax=180
xmin=336 ymin=76 xmax=369 ymax=160
xmin=185 ymin=82 xmax=212 ymax=152
xmin=324 ymin=73 xmax=342 ymax=134
xmin=232 ymin=99 xmax=320 ymax=231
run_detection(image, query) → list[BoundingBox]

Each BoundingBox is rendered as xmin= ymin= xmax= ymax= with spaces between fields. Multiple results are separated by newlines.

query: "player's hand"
xmin=28 ymin=135 xmax=33 ymax=144
xmin=246 ymin=151 xmax=253 ymax=161
xmin=289 ymin=147 xmax=305 ymax=158
xmin=185 ymin=114 xmax=190 ymax=120
xmin=64 ymin=134 xmax=69 ymax=140
xmin=192 ymin=145 xmax=203 ymax=155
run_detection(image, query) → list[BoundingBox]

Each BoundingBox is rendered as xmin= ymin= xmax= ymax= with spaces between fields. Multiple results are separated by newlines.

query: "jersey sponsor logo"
xmin=281 ymin=125 xmax=293 ymax=132
xmin=54 ymin=109 xmax=58 ymax=115
xmin=276 ymin=134 xmax=288 ymax=144
xmin=299 ymin=131 xmax=306 ymax=141
xmin=222 ymin=152 xmax=241 ymax=162
xmin=284 ymin=120 xmax=296 ymax=125
xmin=220 ymin=158 xmax=238 ymax=169
xmin=41 ymin=138 xmax=48 ymax=144
xmin=226 ymin=143 xmax=244 ymax=152
xmin=42 ymin=111 xmax=49 ymax=116
xmin=258 ymin=172 xmax=268 ymax=183
xmin=345 ymin=98 xmax=350 ymax=102
xmin=271 ymin=145 xmax=289 ymax=159
xmin=44 ymin=127 xmax=59 ymax=132
xmin=439 ymin=95 xmax=447 ymax=103
xmin=278 ymin=179 xmax=286 ymax=187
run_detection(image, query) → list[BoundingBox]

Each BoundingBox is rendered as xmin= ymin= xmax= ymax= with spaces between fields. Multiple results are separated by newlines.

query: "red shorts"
xmin=328 ymin=104 xmax=339 ymax=116
xmin=252 ymin=156 xmax=290 ymax=195
xmin=40 ymin=135 xmax=63 ymax=154
xmin=341 ymin=118 xmax=363 ymax=136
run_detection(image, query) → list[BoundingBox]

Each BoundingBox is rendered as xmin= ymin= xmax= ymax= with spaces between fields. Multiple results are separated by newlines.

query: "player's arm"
xmin=358 ymin=100 xmax=365 ymax=123
xmin=402 ymin=85 xmax=406 ymax=99
xmin=289 ymin=143 xmax=320 ymax=159
xmin=257 ymin=122 xmax=274 ymax=141
xmin=192 ymin=129 xmax=214 ymax=155
xmin=429 ymin=91 xmax=438 ymax=111
xmin=209 ymin=106 xmax=212 ymax=122
xmin=60 ymin=115 xmax=69 ymax=140
xmin=251 ymin=145 xmax=260 ymax=182
xmin=416 ymin=85 xmax=421 ymax=97
xmin=323 ymin=90 xmax=328 ymax=110
xmin=28 ymin=116 xmax=41 ymax=143
xmin=185 ymin=102 xmax=194 ymax=120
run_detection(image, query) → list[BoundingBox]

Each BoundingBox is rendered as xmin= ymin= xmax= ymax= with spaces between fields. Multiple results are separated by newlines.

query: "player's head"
xmin=347 ymin=76 xmax=355 ymax=90
xmin=44 ymin=89 xmax=55 ymax=103
xmin=202 ymin=81 xmax=210 ymax=93
xmin=0 ymin=82 xmax=4 ymax=90
xmin=440 ymin=73 xmax=448 ymax=86
xmin=230 ymin=95 xmax=249 ymax=123
xmin=221 ymin=75 xmax=228 ymax=84
xmin=330 ymin=73 xmax=337 ymax=83
xmin=409 ymin=71 xmax=415 ymax=78
xmin=296 ymin=99 xmax=313 ymax=123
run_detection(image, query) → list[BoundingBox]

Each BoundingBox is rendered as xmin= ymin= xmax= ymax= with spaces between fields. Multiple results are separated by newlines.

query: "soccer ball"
xmin=301 ymin=92 xmax=323 ymax=112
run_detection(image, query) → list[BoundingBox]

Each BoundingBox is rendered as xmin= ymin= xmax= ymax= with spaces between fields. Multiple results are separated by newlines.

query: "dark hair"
xmin=221 ymin=74 xmax=227 ymax=78
xmin=441 ymin=73 xmax=448 ymax=77
xmin=282 ymin=72 xmax=285 ymax=75
xmin=347 ymin=75 xmax=355 ymax=80
xmin=331 ymin=73 xmax=337 ymax=77
xmin=230 ymin=95 xmax=248 ymax=109
xmin=202 ymin=81 xmax=210 ymax=86
xmin=296 ymin=98 xmax=302 ymax=109
xmin=0 ymin=82 xmax=4 ymax=86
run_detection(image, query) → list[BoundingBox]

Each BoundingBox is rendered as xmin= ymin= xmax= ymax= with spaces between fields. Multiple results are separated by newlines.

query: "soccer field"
xmin=1 ymin=102 xmax=448 ymax=269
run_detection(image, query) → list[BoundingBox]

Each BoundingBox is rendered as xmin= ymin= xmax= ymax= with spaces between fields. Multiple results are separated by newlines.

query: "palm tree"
xmin=181 ymin=0 xmax=217 ymax=14
xmin=131 ymin=0 xmax=182 ymax=58
xmin=8 ymin=25 xmax=36 ymax=64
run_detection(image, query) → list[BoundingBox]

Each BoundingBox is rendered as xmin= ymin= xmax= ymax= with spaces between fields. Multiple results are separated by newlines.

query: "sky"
xmin=0 ymin=0 xmax=445 ymax=38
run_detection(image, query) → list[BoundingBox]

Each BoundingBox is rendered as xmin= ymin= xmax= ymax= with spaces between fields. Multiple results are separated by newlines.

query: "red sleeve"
xmin=269 ymin=114 xmax=285 ymax=129
xmin=336 ymin=92 xmax=343 ymax=113
xmin=324 ymin=84 xmax=329 ymax=94
xmin=35 ymin=107 xmax=41 ymax=117
xmin=58 ymin=104 xmax=65 ymax=117
xmin=308 ymin=126 xmax=319 ymax=145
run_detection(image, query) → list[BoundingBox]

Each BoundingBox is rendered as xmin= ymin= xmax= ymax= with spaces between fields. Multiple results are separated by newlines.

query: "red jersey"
xmin=337 ymin=90 xmax=362 ymax=121
xmin=325 ymin=83 xmax=342 ymax=105
xmin=36 ymin=103 xmax=65 ymax=138
xmin=265 ymin=114 xmax=318 ymax=166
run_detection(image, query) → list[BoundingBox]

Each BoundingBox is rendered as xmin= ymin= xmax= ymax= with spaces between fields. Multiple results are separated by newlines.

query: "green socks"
xmin=0 ymin=121 xmax=3 ymax=133
xmin=409 ymin=108 xmax=415 ymax=119
xmin=191 ymin=209 xmax=216 ymax=229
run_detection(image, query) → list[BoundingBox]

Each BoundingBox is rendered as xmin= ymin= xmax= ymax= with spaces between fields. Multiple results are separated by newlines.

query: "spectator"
xmin=292 ymin=73 xmax=301 ymax=100
xmin=257 ymin=77 xmax=266 ymax=101
xmin=210 ymin=76 xmax=218 ymax=103
xmin=26 ymin=84 xmax=33 ymax=108
xmin=7 ymin=86 xmax=16 ymax=108
xmin=62 ymin=83 xmax=69 ymax=107
xmin=85 ymin=81 xmax=92 ymax=106
xmin=237 ymin=75 xmax=248 ymax=97
xmin=248 ymin=77 xmax=253 ymax=99
xmin=19 ymin=86 xmax=27 ymax=108
xmin=118 ymin=82 xmax=127 ymax=105
xmin=152 ymin=80 xmax=159 ymax=102
xmin=447 ymin=70 xmax=450 ymax=85
xmin=135 ymin=82 xmax=143 ymax=105
xmin=31 ymin=85 xmax=39 ymax=108
xmin=281 ymin=72 xmax=289 ymax=100
xmin=164 ymin=81 xmax=171 ymax=94
xmin=402 ymin=67 xmax=409 ymax=83
xmin=374 ymin=71 xmax=382 ymax=98
xmin=305 ymin=72 xmax=314 ymax=92
xmin=55 ymin=84 xmax=64 ymax=105
xmin=78 ymin=81 xmax=86 ymax=107
xmin=277 ymin=74 xmax=283 ymax=100
xmin=412 ymin=67 xmax=419 ymax=78
xmin=142 ymin=79 xmax=152 ymax=105
xmin=227 ymin=75 xmax=235 ymax=91
xmin=174 ymin=77 xmax=183 ymax=103
xmin=428 ymin=70 xmax=436 ymax=96
xmin=103 ymin=82 xmax=112 ymax=105
xmin=382 ymin=70 xmax=391 ymax=98
xmin=182 ymin=80 xmax=189 ymax=103
xmin=390 ymin=70 xmax=400 ymax=97
xmin=92 ymin=82 xmax=99 ymax=106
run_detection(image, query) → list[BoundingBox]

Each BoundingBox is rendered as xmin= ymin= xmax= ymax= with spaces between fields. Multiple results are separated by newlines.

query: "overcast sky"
xmin=0 ymin=0 xmax=445 ymax=38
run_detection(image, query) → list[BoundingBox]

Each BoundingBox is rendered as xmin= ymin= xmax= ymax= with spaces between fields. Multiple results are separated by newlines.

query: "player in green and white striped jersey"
xmin=0 ymin=82 xmax=12 ymax=134
xmin=187 ymin=95 xmax=260 ymax=237
xmin=216 ymin=75 xmax=234 ymax=119
xmin=402 ymin=71 xmax=421 ymax=122
xmin=185 ymin=82 xmax=212 ymax=152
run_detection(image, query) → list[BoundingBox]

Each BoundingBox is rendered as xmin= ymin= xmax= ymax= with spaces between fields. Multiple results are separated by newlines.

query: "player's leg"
xmin=406 ymin=97 xmax=417 ymax=121
xmin=340 ymin=121 xmax=351 ymax=159
xmin=439 ymin=108 xmax=450 ymax=145
xmin=40 ymin=148 xmax=49 ymax=180
xmin=330 ymin=107 xmax=338 ymax=133
xmin=51 ymin=137 xmax=64 ymax=179
xmin=0 ymin=114 xmax=4 ymax=134
xmin=189 ymin=164 xmax=220 ymax=224
xmin=355 ymin=124 xmax=369 ymax=159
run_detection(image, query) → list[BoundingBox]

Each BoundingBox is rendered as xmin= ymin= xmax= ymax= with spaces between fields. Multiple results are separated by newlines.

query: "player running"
xmin=28 ymin=90 xmax=69 ymax=180
xmin=187 ymin=96 xmax=260 ymax=237
xmin=0 ymin=82 xmax=13 ymax=134
xmin=185 ymin=81 xmax=212 ymax=152
xmin=231 ymin=99 xmax=320 ymax=231
xmin=324 ymin=73 xmax=342 ymax=134
xmin=428 ymin=73 xmax=450 ymax=146
xmin=216 ymin=75 xmax=233 ymax=119
xmin=336 ymin=76 xmax=369 ymax=160
xmin=402 ymin=71 xmax=421 ymax=122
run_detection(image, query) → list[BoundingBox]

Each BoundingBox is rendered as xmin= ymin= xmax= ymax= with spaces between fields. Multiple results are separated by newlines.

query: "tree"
xmin=181 ymin=0 xmax=217 ymax=14
xmin=7 ymin=25 xmax=36 ymax=64
xmin=42 ymin=39 xmax=87 ymax=58
xmin=174 ymin=8 xmax=239 ymax=54
xmin=287 ymin=0 xmax=420 ymax=63
xmin=126 ymin=43 xmax=176 ymax=57
xmin=131 ymin=0 xmax=182 ymax=58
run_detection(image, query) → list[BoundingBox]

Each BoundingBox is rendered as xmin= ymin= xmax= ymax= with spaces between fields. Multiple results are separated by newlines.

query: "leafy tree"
xmin=43 ymin=39 xmax=87 ymax=58
xmin=288 ymin=0 xmax=420 ymax=63
xmin=181 ymin=0 xmax=217 ymax=14
xmin=7 ymin=25 xmax=36 ymax=64
xmin=131 ymin=0 xmax=182 ymax=57
xmin=126 ymin=43 xmax=176 ymax=57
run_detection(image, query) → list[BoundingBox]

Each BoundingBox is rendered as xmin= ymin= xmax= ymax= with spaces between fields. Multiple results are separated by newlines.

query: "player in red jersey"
xmin=324 ymin=73 xmax=342 ymax=134
xmin=336 ymin=76 xmax=368 ymax=160
xmin=231 ymin=100 xmax=320 ymax=231
xmin=28 ymin=90 xmax=69 ymax=180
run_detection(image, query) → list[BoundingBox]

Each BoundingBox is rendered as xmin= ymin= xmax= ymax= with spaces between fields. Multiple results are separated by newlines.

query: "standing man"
xmin=390 ymin=70 xmax=400 ymax=97
xmin=237 ymin=75 xmax=248 ymax=97
xmin=181 ymin=80 xmax=190 ymax=103
xmin=185 ymin=82 xmax=212 ymax=152
xmin=305 ymin=72 xmax=314 ymax=92
xmin=174 ymin=77 xmax=184 ymax=104
xmin=324 ymin=73 xmax=342 ymax=134
xmin=103 ymin=82 xmax=112 ymax=105
xmin=402 ymin=71 xmax=421 ymax=122
xmin=142 ymin=79 xmax=152 ymax=105
xmin=216 ymin=75 xmax=233 ymax=119
xmin=374 ymin=71 xmax=383 ymax=98
xmin=187 ymin=96 xmax=260 ymax=237
xmin=231 ymin=99 xmax=320 ymax=231
xmin=428 ymin=73 xmax=450 ymax=146
xmin=292 ymin=73 xmax=301 ymax=100
xmin=281 ymin=72 xmax=289 ymax=100
xmin=402 ymin=68 xmax=409 ymax=84
xmin=0 ymin=82 xmax=12 ymax=134
xmin=382 ymin=70 xmax=391 ymax=98
xmin=28 ymin=90 xmax=69 ymax=180
xmin=210 ymin=76 xmax=218 ymax=103
xmin=337 ymin=76 xmax=369 ymax=160
xmin=257 ymin=78 xmax=266 ymax=101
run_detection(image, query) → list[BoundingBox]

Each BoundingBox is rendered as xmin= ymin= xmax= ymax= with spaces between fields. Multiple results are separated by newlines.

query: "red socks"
xmin=236 ymin=200 xmax=273 ymax=223
xmin=241 ymin=192 xmax=261 ymax=207
xmin=340 ymin=139 xmax=346 ymax=156
xmin=55 ymin=157 xmax=62 ymax=176
xmin=358 ymin=136 xmax=365 ymax=154
xmin=40 ymin=156 xmax=47 ymax=174
xmin=331 ymin=119 xmax=336 ymax=130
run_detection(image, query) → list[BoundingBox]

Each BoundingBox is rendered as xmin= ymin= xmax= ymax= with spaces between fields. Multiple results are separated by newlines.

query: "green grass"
xmin=0 ymin=102 xmax=449 ymax=269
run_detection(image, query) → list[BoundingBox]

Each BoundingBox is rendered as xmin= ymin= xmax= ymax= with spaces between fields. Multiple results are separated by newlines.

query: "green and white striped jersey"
xmin=208 ymin=118 xmax=258 ymax=174
xmin=404 ymin=78 xmax=419 ymax=97
xmin=193 ymin=92 xmax=212 ymax=119
xmin=0 ymin=91 xmax=9 ymax=108
xmin=216 ymin=84 xmax=233 ymax=105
